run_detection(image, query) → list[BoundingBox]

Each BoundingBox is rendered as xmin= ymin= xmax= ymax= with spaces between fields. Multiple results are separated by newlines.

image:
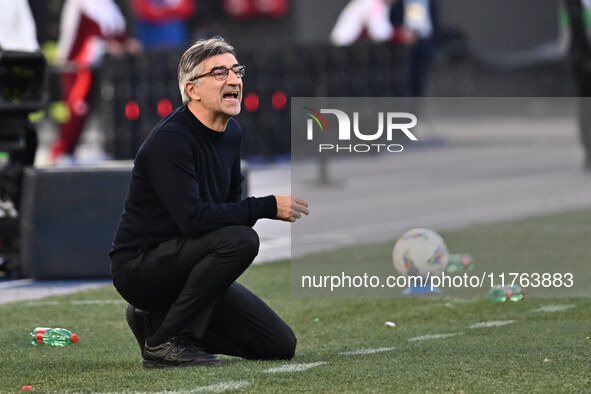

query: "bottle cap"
xmin=70 ymin=334 xmax=79 ymax=343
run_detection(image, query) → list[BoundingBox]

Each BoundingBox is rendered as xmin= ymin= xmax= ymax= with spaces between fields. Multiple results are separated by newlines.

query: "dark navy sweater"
xmin=109 ymin=105 xmax=277 ymax=270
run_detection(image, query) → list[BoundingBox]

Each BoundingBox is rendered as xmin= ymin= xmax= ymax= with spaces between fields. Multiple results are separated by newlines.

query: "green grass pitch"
xmin=1 ymin=208 xmax=590 ymax=393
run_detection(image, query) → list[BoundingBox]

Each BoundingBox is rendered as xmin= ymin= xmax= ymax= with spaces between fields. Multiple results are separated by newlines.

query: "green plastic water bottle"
xmin=31 ymin=327 xmax=79 ymax=346
xmin=489 ymin=285 xmax=523 ymax=302
xmin=445 ymin=253 xmax=474 ymax=272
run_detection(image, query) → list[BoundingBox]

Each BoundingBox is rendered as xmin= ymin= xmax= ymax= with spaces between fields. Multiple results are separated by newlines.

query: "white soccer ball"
xmin=392 ymin=228 xmax=449 ymax=277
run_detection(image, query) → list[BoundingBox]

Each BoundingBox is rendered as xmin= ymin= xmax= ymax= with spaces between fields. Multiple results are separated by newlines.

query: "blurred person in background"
xmin=330 ymin=0 xmax=397 ymax=46
xmin=390 ymin=0 xmax=437 ymax=97
xmin=49 ymin=0 xmax=141 ymax=164
xmin=0 ymin=0 xmax=41 ymax=213
xmin=561 ymin=0 xmax=591 ymax=170
xmin=329 ymin=0 xmax=436 ymax=97
xmin=110 ymin=37 xmax=309 ymax=369
xmin=0 ymin=0 xmax=39 ymax=53
xmin=0 ymin=0 xmax=40 ymax=167
xmin=131 ymin=0 xmax=196 ymax=50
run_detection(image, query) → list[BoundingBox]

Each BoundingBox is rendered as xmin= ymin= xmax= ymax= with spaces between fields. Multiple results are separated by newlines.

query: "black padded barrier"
xmin=20 ymin=164 xmax=132 ymax=279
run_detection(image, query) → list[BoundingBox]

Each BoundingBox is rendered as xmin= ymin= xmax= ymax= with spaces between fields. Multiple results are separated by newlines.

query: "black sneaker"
xmin=125 ymin=303 xmax=149 ymax=357
xmin=142 ymin=337 xmax=222 ymax=369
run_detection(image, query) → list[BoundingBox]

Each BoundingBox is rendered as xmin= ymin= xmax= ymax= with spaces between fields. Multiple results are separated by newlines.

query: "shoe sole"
xmin=142 ymin=358 xmax=222 ymax=369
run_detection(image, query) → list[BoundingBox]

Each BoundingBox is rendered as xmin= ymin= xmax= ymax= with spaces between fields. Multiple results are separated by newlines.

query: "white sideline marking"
xmin=22 ymin=299 xmax=125 ymax=307
xmin=263 ymin=362 xmax=326 ymax=373
xmin=530 ymin=304 xmax=576 ymax=313
xmin=339 ymin=347 xmax=396 ymax=355
xmin=468 ymin=320 xmax=515 ymax=329
xmin=258 ymin=236 xmax=291 ymax=250
xmin=407 ymin=332 xmax=463 ymax=342
xmin=0 ymin=279 xmax=33 ymax=289
xmin=70 ymin=300 xmax=124 ymax=305
xmin=192 ymin=380 xmax=252 ymax=393
xmin=98 ymin=380 xmax=251 ymax=394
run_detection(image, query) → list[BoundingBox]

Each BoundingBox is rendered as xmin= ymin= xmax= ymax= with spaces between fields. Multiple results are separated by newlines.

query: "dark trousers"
xmin=112 ymin=225 xmax=296 ymax=360
xmin=573 ymin=68 xmax=591 ymax=166
xmin=576 ymin=96 xmax=591 ymax=166
xmin=564 ymin=0 xmax=591 ymax=167
xmin=406 ymin=38 xmax=434 ymax=97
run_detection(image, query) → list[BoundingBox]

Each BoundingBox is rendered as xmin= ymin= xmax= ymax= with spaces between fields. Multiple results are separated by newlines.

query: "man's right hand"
xmin=275 ymin=195 xmax=309 ymax=222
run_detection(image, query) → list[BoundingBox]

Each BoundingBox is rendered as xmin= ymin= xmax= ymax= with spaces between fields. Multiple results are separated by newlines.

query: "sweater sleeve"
xmin=146 ymin=131 xmax=276 ymax=237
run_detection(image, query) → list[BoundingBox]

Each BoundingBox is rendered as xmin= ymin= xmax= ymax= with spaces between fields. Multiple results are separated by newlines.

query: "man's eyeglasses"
xmin=192 ymin=65 xmax=246 ymax=81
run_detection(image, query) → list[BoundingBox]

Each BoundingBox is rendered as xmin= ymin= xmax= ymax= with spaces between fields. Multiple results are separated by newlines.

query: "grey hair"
xmin=178 ymin=36 xmax=237 ymax=104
